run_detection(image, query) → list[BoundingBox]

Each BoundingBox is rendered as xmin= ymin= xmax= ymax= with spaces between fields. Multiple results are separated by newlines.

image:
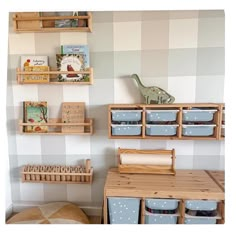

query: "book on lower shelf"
xmin=61 ymin=102 xmax=85 ymax=133
xmin=56 ymin=54 xmax=90 ymax=82
xmin=23 ymin=101 xmax=48 ymax=133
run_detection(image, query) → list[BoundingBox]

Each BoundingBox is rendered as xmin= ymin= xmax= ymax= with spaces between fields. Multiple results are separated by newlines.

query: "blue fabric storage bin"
xmin=145 ymin=214 xmax=178 ymax=224
xmin=146 ymin=124 xmax=178 ymax=136
xmin=146 ymin=199 xmax=179 ymax=210
xmin=146 ymin=110 xmax=179 ymax=122
xmin=111 ymin=110 xmax=142 ymax=122
xmin=108 ymin=197 xmax=140 ymax=224
xmin=183 ymin=109 xmax=217 ymax=122
xmin=184 ymin=218 xmax=217 ymax=224
xmin=182 ymin=125 xmax=215 ymax=136
xmin=111 ymin=124 xmax=142 ymax=136
xmin=185 ymin=200 xmax=217 ymax=211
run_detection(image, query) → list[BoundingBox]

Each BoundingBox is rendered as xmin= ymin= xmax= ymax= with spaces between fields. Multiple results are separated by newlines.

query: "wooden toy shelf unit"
xmin=13 ymin=12 xmax=92 ymax=33
xmin=103 ymin=168 xmax=225 ymax=224
xmin=16 ymin=67 xmax=93 ymax=85
xmin=108 ymin=103 xmax=225 ymax=140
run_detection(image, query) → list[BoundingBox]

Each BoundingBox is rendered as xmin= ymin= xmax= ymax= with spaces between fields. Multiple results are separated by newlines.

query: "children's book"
xmin=60 ymin=45 xmax=89 ymax=68
xmin=23 ymin=101 xmax=48 ymax=133
xmin=61 ymin=102 xmax=85 ymax=133
xmin=23 ymin=66 xmax=50 ymax=83
xmin=56 ymin=54 xmax=89 ymax=82
xmin=21 ymin=56 xmax=48 ymax=70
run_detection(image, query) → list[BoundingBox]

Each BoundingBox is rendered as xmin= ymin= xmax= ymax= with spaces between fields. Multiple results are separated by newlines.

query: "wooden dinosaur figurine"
xmin=131 ymin=74 xmax=175 ymax=104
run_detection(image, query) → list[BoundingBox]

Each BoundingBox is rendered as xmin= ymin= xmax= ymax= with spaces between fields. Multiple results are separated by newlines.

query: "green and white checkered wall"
xmin=7 ymin=10 xmax=225 ymax=207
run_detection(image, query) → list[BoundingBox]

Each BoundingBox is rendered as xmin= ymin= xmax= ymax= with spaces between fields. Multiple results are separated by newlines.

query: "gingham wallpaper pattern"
xmin=7 ymin=10 xmax=225 ymax=207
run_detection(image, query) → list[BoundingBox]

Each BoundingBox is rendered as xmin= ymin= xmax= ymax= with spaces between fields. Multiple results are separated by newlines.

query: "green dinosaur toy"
xmin=131 ymin=74 xmax=175 ymax=104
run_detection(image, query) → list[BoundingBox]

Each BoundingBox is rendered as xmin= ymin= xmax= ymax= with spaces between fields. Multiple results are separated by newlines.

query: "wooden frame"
xmin=21 ymin=160 xmax=93 ymax=184
xmin=118 ymin=148 xmax=176 ymax=175
xmin=13 ymin=12 xmax=92 ymax=32
xmin=103 ymin=168 xmax=225 ymax=224
xmin=16 ymin=67 xmax=93 ymax=85
xmin=19 ymin=118 xmax=93 ymax=135
xmin=108 ymin=103 xmax=225 ymax=140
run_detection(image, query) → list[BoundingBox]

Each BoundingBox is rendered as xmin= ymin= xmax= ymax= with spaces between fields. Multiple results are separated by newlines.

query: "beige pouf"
xmin=7 ymin=202 xmax=90 ymax=224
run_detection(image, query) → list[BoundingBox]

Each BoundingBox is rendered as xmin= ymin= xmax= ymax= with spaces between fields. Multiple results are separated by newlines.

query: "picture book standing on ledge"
xmin=56 ymin=54 xmax=89 ymax=82
xmin=23 ymin=101 xmax=48 ymax=133
xmin=20 ymin=56 xmax=49 ymax=83
xmin=61 ymin=102 xmax=85 ymax=133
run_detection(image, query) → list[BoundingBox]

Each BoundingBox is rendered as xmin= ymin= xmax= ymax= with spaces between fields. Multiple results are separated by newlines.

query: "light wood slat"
xmin=17 ymin=67 xmax=93 ymax=85
xmin=15 ymin=27 xmax=91 ymax=33
xmin=13 ymin=15 xmax=90 ymax=21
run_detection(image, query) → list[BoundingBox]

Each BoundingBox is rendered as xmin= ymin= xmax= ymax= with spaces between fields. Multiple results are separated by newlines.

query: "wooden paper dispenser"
xmin=118 ymin=148 xmax=176 ymax=175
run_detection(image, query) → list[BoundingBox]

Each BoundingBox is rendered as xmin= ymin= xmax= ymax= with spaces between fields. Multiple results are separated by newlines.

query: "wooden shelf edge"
xmin=16 ymin=67 xmax=93 ymax=85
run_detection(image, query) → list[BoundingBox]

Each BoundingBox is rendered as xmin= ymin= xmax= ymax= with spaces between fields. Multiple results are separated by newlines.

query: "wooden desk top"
xmin=104 ymin=168 xmax=224 ymax=200
xmin=206 ymin=170 xmax=225 ymax=191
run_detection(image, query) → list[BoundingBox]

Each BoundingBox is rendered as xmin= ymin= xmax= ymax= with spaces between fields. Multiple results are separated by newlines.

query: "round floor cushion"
xmin=7 ymin=202 xmax=90 ymax=224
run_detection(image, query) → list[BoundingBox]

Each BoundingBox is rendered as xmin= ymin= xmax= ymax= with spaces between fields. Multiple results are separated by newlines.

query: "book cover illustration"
xmin=23 ymin=66 xmax=50 ymax=83
xmin=60 ymin=45 xmax=89 ymax=68
xmin=61 ymin=102 xmax=85 ymax=133
xmin=21 ymin=56 xmax=48 ymax=70
xmin=23 ymin=101 xmax=48 ymax=133
xmin=56 ymin=54 xmax=89 ymax=82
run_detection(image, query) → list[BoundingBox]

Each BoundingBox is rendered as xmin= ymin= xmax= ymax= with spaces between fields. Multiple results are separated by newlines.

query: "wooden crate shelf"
xmin=19 ymin=118 xmax=94 ymax=135
xmin=16 ymin=67 xmax=93 ymax=85
xmin=13 ymin=12 xmax=92 ymax=33
xmin=21 ymin=160 xmax=93 ymax=184
xmin=108 ymin=103 xmax=225 ymax=140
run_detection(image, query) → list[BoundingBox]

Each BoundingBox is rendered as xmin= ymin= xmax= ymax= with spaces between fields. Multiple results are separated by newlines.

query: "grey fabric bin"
xmin=111 ymin=124 xmax=142 ymax=136
xmin=146 ymin=110 xmax=179 ymax=122
xmin=108 ymin=197 xmax=140 ymax=224
xmin=146 ymin=199 xmax=179 ymax=210
xmin=145 ymin=214 xmax=178 ymax=224
xmin=185 ymin=218 xmax=216 ymax=224
xmin=111 ymin=110 xmax=142 ymax=122
xmin=182 ymin=125 xmax=216 ymax=136
xmin=183 ymin=109 xmax=217 ymax=122
xmin=146 ymin=124 xmax=178 ymax=136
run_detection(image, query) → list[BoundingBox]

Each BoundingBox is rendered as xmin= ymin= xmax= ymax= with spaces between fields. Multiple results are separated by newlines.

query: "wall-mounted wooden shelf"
xmin=21 ymin=159 xmax=93 ymax=184
xmin=16 ymin=67 xmax=93 ymax=85
xmin=108 ymin=103 xmax=225 ymax=140
xmin=13 ymin=12 xmax=92 ymax=33
xmin=19 ymin=118 xmax=94 ymax=135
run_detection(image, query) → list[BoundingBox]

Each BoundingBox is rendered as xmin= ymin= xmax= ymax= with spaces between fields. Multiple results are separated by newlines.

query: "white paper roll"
xmin=120 ymin=153 xmax=172 ymax=165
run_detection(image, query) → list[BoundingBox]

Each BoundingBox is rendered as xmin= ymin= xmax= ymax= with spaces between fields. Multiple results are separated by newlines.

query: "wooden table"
xmin=103 ymin=168 xmax=225 ymax=224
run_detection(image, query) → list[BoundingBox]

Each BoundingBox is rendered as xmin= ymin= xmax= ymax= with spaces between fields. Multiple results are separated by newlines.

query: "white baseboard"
xmin=12 ymin=201 xmax=102 ymax=217
xmin=5 ymin=204 xmax=13 ymax=220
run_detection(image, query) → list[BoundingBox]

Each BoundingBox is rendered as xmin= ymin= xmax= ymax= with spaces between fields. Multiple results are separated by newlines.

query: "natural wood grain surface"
xmin=104 ymin=168 xmax=224 ymax=200
xmin=206 ymin=170 xmax=225 ymax=191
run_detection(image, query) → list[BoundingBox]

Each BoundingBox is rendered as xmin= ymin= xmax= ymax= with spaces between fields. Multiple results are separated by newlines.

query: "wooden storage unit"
xmin=16 ymin=67 xmax=93 ymax=85
xmin=13 ymin=12 xmax=92 ymax=33
xmin=19 ymin=118 xmax=93 ymax=135
xmin=108 ymin=103 xmax=225 ymax=140
xmin=103 ymin=168 xmax=225 ymax=224
xmin=21 ymin=159 xmax=93 ymax=184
